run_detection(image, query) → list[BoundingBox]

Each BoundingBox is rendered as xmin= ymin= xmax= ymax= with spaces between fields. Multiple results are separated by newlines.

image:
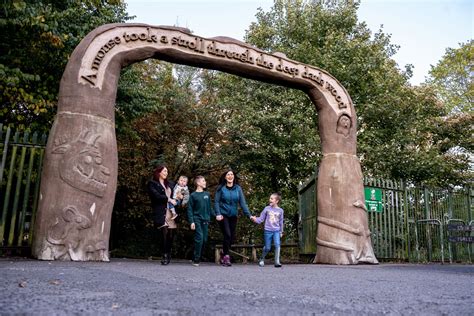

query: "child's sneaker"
xmin=274 ymin=263 xmax=282 ymax=268
xmin=192 ymin=261 xmax=200 ymax=267
xmin=258 ymin=259 xmax=265 ymax=267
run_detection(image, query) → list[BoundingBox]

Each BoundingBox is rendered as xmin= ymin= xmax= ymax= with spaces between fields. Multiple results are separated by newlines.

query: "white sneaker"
xmin=258 ymin=260 xmax=264 ymax=267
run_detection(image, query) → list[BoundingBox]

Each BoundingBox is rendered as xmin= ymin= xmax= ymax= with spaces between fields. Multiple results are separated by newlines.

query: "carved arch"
xmin=33 ymin=24 xmax=377 ymax=264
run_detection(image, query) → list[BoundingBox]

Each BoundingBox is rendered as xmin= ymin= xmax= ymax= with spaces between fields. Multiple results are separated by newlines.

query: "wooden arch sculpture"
xmin=32 ymin=24 xmax=378 ymax=264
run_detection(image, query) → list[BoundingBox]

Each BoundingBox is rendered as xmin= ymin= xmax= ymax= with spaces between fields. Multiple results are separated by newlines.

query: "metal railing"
xmin=0 ymin=124 xmax=48 ymax=253
xmin=298 ymin=173 xmax=473 ymax=263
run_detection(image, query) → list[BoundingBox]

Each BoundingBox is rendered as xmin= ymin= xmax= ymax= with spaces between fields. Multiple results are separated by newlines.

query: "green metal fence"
xmin=298 ymin=171 xmax=317 ymax=256
xmin=1 ymin=121 xmax=472 ymax=263
xmin=0 ymin=124 xmax=48 ymax=253
xmin=298 ymin=173 xmax=473 ymax=263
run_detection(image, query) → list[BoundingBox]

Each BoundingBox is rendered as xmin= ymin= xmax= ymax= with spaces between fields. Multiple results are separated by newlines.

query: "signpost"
xmin=364 ymin=187 xmax=383 ymax=212
xmin=447 ymin=224 xmax=474 ymax=243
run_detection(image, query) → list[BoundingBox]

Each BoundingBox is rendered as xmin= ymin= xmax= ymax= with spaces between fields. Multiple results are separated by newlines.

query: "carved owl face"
xmin=336 ymin=114 xmax=352 ymax=137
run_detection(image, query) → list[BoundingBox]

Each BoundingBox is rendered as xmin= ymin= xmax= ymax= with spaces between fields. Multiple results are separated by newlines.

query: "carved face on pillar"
xmin=48 ymin=205 xmax=92 ymax=244
xmin=336 ymin=113 xmax=352 ymax=137
xmin=52 ymin=130 xmax=110 ymax=197
xmin=46 ymin=205 xmax=92 ymax=260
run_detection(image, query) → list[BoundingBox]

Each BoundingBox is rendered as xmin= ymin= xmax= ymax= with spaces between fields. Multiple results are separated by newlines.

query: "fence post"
xmin=0 ymin=126 xmax=11 ymax=188
xmin=467 ymin=186 xmax=472 ymax=224
xmin=1 ymin=131 xmax=19 ymax=245
xmin=402 ymin=180 xmax=410 ymax=260
xmin=28 ymin=135 xmax=47 ymax=246
xmin=423 ymin=187 xmax=432 ymax=261
xmin=0 ymin=126 xmax=12 ymax=244
xmin=18 ymin=144 xmax=36 ymax=246
xmin=448 ymin=190 xmax=453 ymax=263
xmin=467 ymin=186 xmax=473 ymax=259
xmin=439 ymin=221 xmax=445 ymax=264
xmin=8 ymin=133 xmax=27 ymax=246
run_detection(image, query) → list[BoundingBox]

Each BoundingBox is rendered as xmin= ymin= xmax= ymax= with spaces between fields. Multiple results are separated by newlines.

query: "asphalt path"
xmin=1 ymin=258 xmax=472 ymax=315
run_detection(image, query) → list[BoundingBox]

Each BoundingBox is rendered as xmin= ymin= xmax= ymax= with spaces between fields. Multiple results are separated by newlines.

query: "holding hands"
xmin=250 ymin=216 xmax=257 ymax=223
xmin=216 ymin=215 xmax=223 ymax=221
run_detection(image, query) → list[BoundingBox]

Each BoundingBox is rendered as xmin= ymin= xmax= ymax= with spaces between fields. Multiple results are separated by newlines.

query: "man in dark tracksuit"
xmin=187 ymin=176 xmax=214 ymax=266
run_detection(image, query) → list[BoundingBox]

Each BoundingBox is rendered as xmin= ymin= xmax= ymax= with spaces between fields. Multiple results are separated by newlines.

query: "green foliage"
xmin=0 ymin=0 xmax=131 ymax=131
xmin=4 ymin=0 xmax=470 ymax=258
xmin=111 ymin=0 xmax=472 ymax=258
xmin=422 ymin=42 xmax=473 ymax=185
xmin=242 ymin=0 xmax=471 ymax=187
xmin=112 ymin=61 xmax=305 ymax=254
xmin=426 ymin=41 xmax=473 ymax=114
xmin=112 ymin=63 xmax=247 ymax=255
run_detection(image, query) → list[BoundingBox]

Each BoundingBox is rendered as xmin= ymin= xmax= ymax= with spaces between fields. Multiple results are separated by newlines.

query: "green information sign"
xmin=364 ymin=187 xmax=383 ymax=212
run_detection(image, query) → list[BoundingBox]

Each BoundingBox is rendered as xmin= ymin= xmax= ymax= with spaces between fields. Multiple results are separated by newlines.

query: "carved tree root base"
xmin=314 ymin=245 xmax=379 ymax=265
xmin=315 ymin=153 xmax=379 ymax=265
xmin=37 ymin=243 xmax=110 ymax=262
xmin=314 ymin=219 xmax=379 ymax=265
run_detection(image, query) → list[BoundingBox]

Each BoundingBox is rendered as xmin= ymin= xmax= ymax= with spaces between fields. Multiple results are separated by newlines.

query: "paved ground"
xmin=0 ymin=258 xmax=473 ymax=315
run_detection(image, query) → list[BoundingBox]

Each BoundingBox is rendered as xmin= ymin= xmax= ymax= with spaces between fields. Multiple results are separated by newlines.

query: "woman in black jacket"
xmin=148 ymin=165 xmax=177 ymax=265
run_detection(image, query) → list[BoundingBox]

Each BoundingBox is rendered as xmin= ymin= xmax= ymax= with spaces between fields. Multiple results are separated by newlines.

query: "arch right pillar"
xmin=309 ymin=89 xmax=378 ymax=264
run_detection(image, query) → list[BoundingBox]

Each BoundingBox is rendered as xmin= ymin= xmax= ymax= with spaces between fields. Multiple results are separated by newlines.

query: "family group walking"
xmin=147 ymin=165 xmax=284 ymax=268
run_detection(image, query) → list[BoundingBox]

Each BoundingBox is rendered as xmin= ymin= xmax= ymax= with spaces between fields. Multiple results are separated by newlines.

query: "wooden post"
xmin=215 ymin=246 xmax=221 ymax=264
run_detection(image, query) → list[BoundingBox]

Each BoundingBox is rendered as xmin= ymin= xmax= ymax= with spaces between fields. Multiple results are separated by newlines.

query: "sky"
xmin=124 ymin=0 xmax=473 ymax=85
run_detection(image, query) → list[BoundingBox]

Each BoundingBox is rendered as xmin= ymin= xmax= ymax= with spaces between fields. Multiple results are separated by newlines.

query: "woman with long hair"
xmin=214 ymin=169 xmax=253 ymax=266
xmin=147 ymin=165 xmax=177 ymax=265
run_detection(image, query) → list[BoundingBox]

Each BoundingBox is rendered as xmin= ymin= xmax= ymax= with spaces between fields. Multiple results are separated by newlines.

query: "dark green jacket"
xmin=187 ymin=191 xmax=214 ymax=223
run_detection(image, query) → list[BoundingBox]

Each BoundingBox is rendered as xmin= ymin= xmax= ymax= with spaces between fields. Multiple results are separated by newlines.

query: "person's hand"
xmin=216 ymin=215 xmax=223 ymax=221
xmin=190 ymin=223 xmax=196 ymax=230
xmin=176 ymin=192 xmax=183 ymax=200
xmin=280 ymin=232 xmax=284 ymax=238
xmin=250 ymin=216 xmax=257 ymax=223
xmin=169 ymin=199 xmax=177 ymax=206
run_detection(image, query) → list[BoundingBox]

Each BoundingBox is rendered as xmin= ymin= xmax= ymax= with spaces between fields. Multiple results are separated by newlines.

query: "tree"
xmin=423 ymin=41 xmax=474 ymax=185
xmin=426 ymin=41 xmax=473 ymax=114
xmin=236 ymin=0 xmax=471 ymax=186
xmin=112 ymin=62 xmax=245 ymax=256
xmin=0 ymin=0 xmax=131 ymax=131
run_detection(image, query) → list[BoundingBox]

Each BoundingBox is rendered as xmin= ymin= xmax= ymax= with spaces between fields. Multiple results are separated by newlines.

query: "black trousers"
xmin=218 ymin=215 xmax=237 ymax=255
xmin=160 ymin=227 xmax=175 ymax=255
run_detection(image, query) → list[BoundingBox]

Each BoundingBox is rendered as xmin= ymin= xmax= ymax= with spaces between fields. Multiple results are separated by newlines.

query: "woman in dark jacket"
xmin=214 ymin=169 xmax=253 ymax=266
xmin=148 ymin=165 xmax=177 ymax=265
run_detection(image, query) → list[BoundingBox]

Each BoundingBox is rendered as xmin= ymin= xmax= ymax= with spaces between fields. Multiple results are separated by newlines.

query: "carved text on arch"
xmin=78 ymin=27 xmax=350 ymax=110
